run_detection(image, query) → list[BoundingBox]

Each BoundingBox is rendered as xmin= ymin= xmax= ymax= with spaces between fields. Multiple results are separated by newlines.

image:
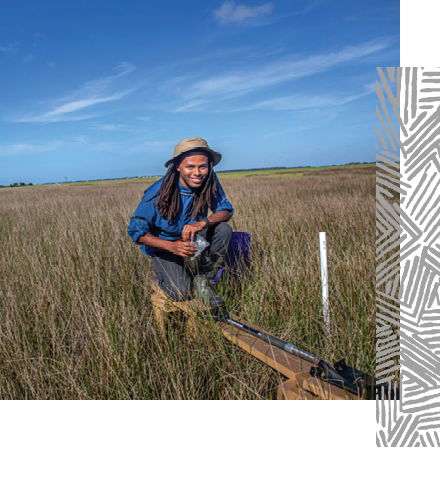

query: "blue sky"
xmin=0 ymin=0 xmax=399 ymax=185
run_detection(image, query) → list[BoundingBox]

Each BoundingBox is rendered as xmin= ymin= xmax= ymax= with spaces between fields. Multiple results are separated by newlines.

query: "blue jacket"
xmin=127 ymin=174 xmax=234 ymax=256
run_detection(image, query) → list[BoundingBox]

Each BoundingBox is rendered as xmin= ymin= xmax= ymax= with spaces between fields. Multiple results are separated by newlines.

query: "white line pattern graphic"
xmin=377 ymin=67 xmax=440 ymax=447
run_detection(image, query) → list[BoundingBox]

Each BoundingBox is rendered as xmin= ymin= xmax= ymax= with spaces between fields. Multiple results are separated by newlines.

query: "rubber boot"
xmin=193 ymin=250 xmax=225 ymax=308
xmin=206 ymin=252 xmax=225 ymax=281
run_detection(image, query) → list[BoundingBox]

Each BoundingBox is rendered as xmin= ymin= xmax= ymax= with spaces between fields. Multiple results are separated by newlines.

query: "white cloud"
xmin=91 ymin=124 xmax=130 ymax=131
xmin=49 ymin=93 xmax=129 ymax=116
xmin=80 ymin=62 xmax=135 ymax=96
xmin=14 ymin=62 xmax=136 ymax=123
xmin=263 ymin=113 xmax=339 ymax=138
xmin=127 ymin=141 xmax=172 ymax=153
xmin=164 ymin=40 xmax=392 ymax=112
xmin=23 ymin=54 xmax=35 ymax=63
xmin=137 ymin=116 xmax=152 ymax=122
xmin=213 ymin=1 xmax=273 ymax=25
xmin=88 ymin=140 xmax=171 ymax=153
xmin=0 ymin=141 xmax=62 ymax=157
xmin=0 ymin=42 xmax=19 ymax=54
xmin=74 ymin=136 xmax=90 ymax=144
xmin=88 ymin=141 xmax=121 ymax=152
xmin=17 ymin=113 xmax=100 ymax=123
xmin=240 ymin=83 xmax=376 ymax=111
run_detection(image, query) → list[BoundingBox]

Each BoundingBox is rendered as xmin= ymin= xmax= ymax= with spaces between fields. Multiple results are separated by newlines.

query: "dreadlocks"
xmin=150 ymin=152 xmax=217 ymax=221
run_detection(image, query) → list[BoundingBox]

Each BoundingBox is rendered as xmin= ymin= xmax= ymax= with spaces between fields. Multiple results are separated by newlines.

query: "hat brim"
xmin=164 ymin=148 xmax=221 ymax=168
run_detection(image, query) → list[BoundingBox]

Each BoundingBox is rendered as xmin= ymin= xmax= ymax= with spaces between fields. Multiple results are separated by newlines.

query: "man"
xmin=127 ymin=137 xmax=233 ymax=308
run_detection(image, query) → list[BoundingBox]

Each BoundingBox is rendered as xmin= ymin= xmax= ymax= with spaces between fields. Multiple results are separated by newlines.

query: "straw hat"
xmin=165 ymin=137 xmax=222 ymax=168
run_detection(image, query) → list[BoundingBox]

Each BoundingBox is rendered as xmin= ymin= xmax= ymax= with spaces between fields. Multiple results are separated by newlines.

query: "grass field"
xmin=0 ymin=164 xmax=389 ymax=399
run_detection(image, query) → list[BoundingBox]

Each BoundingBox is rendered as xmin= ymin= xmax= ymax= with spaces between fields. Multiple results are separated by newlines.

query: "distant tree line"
xmin=217 ymin=162 xmax=376 ymax=173
xmin=2 ymin=162 xmax=379 ymax=188
xmin=0 ymin=182 xmax=34 ymax=188
xmin=39 ymin=175 xmax=159 ymax=186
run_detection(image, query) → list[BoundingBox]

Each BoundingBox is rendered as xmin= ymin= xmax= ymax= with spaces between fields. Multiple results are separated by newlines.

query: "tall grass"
xmin=0 ymin=168 xmax=379 ymax=399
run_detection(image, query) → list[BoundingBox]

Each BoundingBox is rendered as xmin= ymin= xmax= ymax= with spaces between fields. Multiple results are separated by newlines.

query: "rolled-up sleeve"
xmin=127 ymin=196 xmax=155 ymax=245
xmin=211 ymin=175 xmax=234 ymax=217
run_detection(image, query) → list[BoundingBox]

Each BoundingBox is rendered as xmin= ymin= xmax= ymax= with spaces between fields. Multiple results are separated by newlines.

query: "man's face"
xmin=177 ymin=153 xmax=209 ymax=190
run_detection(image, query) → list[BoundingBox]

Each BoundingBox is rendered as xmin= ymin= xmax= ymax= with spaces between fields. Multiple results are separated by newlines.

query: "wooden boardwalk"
xmin=149 ymin=275 xmax=358 ymax=400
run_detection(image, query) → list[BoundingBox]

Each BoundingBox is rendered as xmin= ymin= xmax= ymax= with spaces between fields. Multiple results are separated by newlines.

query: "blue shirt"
xmin=127 ymin=174 xmax=234 ymax=256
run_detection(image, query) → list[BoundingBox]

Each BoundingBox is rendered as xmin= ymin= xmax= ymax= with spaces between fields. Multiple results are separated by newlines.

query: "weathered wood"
xmin=149 ymin=275 xmax=205 ymax=342
xmin=302 ymin=377 xmax=358 ymax=400
xmin=218 ymin=314 xmax=315 ymax=380
xmin=151 ymin=290 xmax=178 ymax=337
xmin=148 ymin=274 xmax=358 ymax=400
xmin=277 ymin=377 xmax=317 ymax=400
xmin=149 ymin=274 xmax=204 ymax=315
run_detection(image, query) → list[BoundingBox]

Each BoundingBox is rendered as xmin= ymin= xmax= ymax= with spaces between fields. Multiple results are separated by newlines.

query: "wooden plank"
xmin=150 ymin=275 xmax=313 ymax=378
xmin=277 ymin=378 xmax=317 ymax=400
xmin=218 ymin=314 xmax=314 ymax=379
xmin=302 ymin=377 xmax=358 ymax=400
xmin=149 ymin=275 xmax=204 ymax=315
xmin=148 ymin=274 xmax=359 ymax=400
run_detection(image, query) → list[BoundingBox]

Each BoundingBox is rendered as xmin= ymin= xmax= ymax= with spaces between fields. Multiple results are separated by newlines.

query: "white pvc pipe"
xmin=319 ymin=232 xmax=330 ymax=335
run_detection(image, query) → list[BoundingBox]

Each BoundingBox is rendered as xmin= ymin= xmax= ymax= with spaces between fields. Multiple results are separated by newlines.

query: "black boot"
xmin=193 ymin=250 xmax=225 ymax=308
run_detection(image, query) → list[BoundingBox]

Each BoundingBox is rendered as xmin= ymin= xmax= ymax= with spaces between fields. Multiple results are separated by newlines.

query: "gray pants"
xmin=152 ymin=222 xmax=233 ymax=301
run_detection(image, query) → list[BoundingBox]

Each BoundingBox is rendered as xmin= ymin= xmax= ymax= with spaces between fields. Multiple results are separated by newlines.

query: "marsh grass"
xmin=0 ymin=168 xmax=381 ymax=399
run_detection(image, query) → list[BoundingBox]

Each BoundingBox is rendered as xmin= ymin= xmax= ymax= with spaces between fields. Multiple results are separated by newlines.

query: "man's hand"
xmin=181 ymin=221 xmax=207 ymax=242
xmin=170 ymin=241 xmax=198 ymax=258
